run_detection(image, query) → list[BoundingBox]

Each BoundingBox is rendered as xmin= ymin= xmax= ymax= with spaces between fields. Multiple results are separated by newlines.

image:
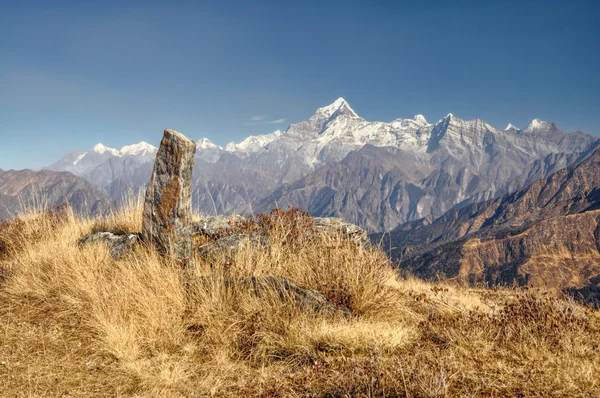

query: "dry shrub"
xmin=238 ymin=207 xmax=317 ymax=247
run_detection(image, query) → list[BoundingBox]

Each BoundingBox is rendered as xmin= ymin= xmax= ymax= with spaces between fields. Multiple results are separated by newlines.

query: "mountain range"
xmin=0 ymin=169 xmax=112 ymax=221
xmin=372 ymin=147 xmax=600 ymax=301
xmin=1 ymin=97 xmax=599 ymax=298
xmin=44 ymin=98 xmax=599 ymax=233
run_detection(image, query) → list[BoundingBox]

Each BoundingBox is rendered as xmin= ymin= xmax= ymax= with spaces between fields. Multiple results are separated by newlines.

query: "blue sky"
xmin=1 ymin=0 xmax=599 ymax=169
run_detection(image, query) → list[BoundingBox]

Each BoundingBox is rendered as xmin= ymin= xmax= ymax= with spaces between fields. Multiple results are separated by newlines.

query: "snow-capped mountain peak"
xmin=237 ymin=130 xmax=282 ymax=151
xmin=222 ymin=130 xmax=283 ymax=154
xmin=505 ymin=123 xmax=519 ymax=131
xmin=413 ymin=114 xmax=428 ymax=125
xmin=196 ymin=138 xmax=222 ymax=150
xmin=120 ymin=141 xmax=157 ymax=156
xmin=431 ymin=113 xmax=455 ymax=126
xmin=524 ymin=119 xmax=554 ymax=133
xmin=93 ymin=143 xmax=120 ymax=156
xmin=225 ymin=142 xmax=237 ymax=152
xmin=315 ymin=97 xmax=359 ymax=119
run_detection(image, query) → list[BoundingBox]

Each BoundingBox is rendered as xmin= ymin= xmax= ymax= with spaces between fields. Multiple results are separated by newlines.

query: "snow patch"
xmin=73 ymin=152 xmax=88 ymax=165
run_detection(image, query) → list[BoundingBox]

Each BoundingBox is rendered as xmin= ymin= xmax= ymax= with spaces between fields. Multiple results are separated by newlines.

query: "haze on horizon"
xmin=1 ymin=0 xmax=599 ymax=170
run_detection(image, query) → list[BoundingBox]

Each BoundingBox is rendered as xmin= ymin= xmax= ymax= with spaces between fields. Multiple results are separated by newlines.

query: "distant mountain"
xmin=46 ymin=98 xmax=599 ymax=232
xmin=0 ymin=169 xmax=113 ymax=221
xmin=257 ymin=145 xmax=433 ymax=232
xmin=373 ymin=147 xmax=600 ymax=297
xmin=47 ymin=142 xmax=158 ymax=196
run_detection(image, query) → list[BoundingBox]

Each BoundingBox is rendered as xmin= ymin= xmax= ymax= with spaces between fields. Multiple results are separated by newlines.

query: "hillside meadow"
xmin=0 ymin=201 xmax=598 ymax=397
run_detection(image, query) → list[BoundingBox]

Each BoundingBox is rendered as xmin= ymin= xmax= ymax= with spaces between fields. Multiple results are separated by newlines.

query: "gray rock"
xmin=197 ymin=234 xmax=268 ymax=260
xmin=313 ymin=217 xmax=369 ymax=246
xmin=142 ymin=129 xmax=196 ymax=264
xmin=78 ymin=232 xmax=141 ymax=259
xmin=192 ymin=275 xmax=350 ymax=318
xmin=192 ymin=214 xmax=246 ymax=238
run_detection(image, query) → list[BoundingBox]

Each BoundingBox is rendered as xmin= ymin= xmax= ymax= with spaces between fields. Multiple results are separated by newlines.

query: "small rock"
xmin=192 ymin=215 xmax=246 ymax=238
xmin=197 ymin=234 xmax=268 ymax=260
xmin=312 ymin=217 xmax=369 ymax=246
xmin=78 ymin=232 xmax=141 ymax=259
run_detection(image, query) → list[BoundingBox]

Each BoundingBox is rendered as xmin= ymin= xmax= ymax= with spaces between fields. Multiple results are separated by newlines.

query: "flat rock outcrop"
xmin=192 ymin=214 xmax=368 ymax=246
xmin=192 ymin=215 xmax=246 ymax=238
xmin=313 ymin=217 xmax=369 ymax=246
xmin=142 ymin=129 xmax=196 ymax=263
xmin=197 ymin=234 xmax=268 ymax=260
xmin=78 ymin=232 xmax=141 ymax=259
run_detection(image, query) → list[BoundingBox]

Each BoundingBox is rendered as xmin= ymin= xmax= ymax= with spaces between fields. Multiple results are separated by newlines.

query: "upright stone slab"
xmin=142 ymin=129 xmax=196 ymax=263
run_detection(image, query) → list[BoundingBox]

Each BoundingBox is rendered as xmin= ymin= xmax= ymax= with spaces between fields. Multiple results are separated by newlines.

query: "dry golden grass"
xmin=0 ymin=202 xmax=599 ymax=397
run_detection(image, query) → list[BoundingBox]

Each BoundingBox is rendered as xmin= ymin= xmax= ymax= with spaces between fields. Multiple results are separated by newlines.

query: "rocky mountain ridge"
xmin=0 ymin=169 xmax=113 ymax=221
xmin=373 ymin=148 xmax=600 ymax=299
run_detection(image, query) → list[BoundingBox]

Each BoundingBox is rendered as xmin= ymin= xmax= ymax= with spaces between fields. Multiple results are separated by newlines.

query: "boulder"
xmin=78 ymin=232 xmax=141 ymax=259
xmin=142 ymin=129 xmax=196 ymax=264
xmin=312 ymin=217 xmax=369 ymax=246
xmin=192 ymin=214 xmax=246 ymax=238
xmin=197 ymin=234 xmax=268 ymax=260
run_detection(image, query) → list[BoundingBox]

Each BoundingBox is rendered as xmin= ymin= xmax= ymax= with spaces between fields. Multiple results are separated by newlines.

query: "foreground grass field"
xmin=0 ymin=203 xmax=598 ymax=397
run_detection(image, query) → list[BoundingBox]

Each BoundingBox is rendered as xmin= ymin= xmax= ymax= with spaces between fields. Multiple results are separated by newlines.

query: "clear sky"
xmin=1 ymin=0 xmax=599 ymax=169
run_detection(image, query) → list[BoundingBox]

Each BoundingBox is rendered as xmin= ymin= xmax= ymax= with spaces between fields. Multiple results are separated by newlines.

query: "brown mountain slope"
xmin=373 ymin=148 xmax=600 ymax=298
xmin=0 ymin=169 xmax=113 ymax=221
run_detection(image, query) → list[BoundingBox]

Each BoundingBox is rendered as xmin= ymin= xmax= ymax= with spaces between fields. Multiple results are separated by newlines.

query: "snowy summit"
xmin=524 ymin=119 xmax=554 ymax=133
xmin=92 ymin=143 xmax=121 ymax=157
xmin=120 ymin=142 xmax=157 ymax=156
xmin=196 ymin=138 xmax=222 ymax=150
xmin=314 ymin=97 xmax=359 ymax=120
